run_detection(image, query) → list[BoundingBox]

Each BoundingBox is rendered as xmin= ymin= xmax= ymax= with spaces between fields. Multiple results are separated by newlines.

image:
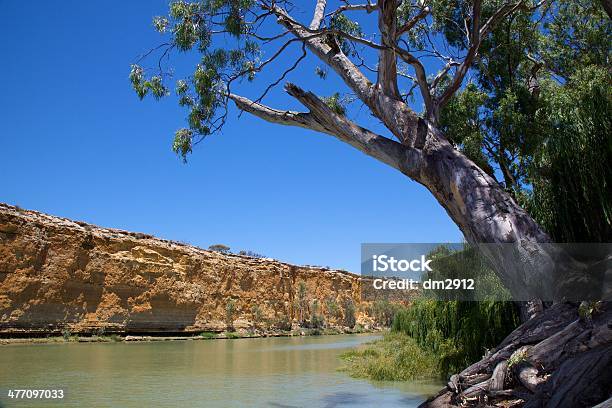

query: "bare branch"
xmin=309 ymin=0 xmax=327 ymax=30
xmin=268 ymin=4 xmax=375 ymax=102
xmin=480 ymin=1 xmax=525 ymax=37
xmin=325 ymin=2 xmax=377 ymax=19
xmin=228 ymin=93 xmax=324 ymax=132
xmin=430 ymin=60 xmax=460 ymax=92
xmin=230 ymin=84 xmax=423 ymax=175
xmin=254 ymin=44 xmax=307 ymax=103
xmin=265 ymin=3 xmax=423 ymax=146
xmin=393 ymin=46 xmax=434 ymax=119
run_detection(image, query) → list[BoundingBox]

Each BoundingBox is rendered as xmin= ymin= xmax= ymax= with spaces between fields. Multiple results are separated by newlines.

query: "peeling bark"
xmin=376 ymin=0 xmax=401 ymax=99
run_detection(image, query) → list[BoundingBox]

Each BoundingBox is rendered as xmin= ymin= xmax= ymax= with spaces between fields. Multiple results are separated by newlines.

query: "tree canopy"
xmin=132 ymin=0 xmax=611 ymax=244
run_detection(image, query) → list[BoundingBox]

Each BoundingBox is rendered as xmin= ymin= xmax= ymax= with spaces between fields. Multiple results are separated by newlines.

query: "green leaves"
xmin=129 ymin=64 xmax=147 ymax=99
xmin=439 ymin=83 xmax=493 ymax=175
xmin=152 ymin=16 xmax=169 ymax=33
xmin=527 ymin=66 xmax=612 ymax=242
xmin=172 ymin=128 xmax=193 ymax=162
xmin=129 ymin=64 xmax=169 ymax=100
xmin=540 ymin=0 xmax=612 ymax=80
xmin=133 ymin=1 xmax=264 ymax=161
xmin=329 ymin=14 xmax=363 ymax=56
xmin=322 ymin=93 xmax=347 ymax=115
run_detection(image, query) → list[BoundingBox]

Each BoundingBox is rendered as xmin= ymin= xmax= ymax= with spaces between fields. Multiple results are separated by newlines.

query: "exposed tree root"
xmin=419 ymin=302 xmax=612 ymax=408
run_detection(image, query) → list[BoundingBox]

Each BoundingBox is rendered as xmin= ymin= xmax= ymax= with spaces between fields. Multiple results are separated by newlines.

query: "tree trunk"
xmin=405 ymin=126 xmax=558 ymax=303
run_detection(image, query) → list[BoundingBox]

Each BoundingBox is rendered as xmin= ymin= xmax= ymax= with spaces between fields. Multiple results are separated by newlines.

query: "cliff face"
xmin=0 ymin=204 xmax=367 ymax=335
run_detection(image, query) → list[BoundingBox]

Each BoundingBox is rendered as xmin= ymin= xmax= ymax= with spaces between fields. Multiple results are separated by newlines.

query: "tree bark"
xmin=412 ymin=128 xmax=556 ymax=301
xmin=376 ymin=0 xmax=401 ymax=99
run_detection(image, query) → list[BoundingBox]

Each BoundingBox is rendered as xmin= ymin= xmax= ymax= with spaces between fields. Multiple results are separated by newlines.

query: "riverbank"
xmin=0 ymin=325 xmax=383 ymax=345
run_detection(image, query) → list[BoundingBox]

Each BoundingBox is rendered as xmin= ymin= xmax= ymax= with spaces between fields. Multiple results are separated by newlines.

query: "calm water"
xmin=0 ymin=334 xmax=441 ymax=408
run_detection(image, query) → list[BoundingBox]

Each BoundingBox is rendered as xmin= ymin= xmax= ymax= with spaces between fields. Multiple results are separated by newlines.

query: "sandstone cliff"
xmin=0 ymin=203 xmax=370 ymax=335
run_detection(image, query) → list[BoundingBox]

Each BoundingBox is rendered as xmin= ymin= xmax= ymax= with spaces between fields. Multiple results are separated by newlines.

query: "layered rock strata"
xmin=0 ymin=203 xmax=374 ymax=335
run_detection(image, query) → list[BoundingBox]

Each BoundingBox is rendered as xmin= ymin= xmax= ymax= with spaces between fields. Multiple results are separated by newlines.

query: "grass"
xmin=339 ymin=332 xmax=439 ymax=381
xmin=224 ymin=331 xmax=241 ymax=339
xmin=200 ymin=331 xmax=217 ymax=339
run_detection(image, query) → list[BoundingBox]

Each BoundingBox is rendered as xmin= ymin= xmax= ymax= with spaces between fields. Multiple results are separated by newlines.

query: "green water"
xmin=0 ymin=334 xmax=441 ymax=407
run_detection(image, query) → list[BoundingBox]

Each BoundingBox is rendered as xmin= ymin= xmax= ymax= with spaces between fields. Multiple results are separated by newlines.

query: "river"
xmin=0 ymin=334 xmax=441 ymax=407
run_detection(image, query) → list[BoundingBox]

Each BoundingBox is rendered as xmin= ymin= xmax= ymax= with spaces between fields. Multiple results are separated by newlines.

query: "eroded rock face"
xmin=0 ymin=204 xmax=367 ymax=335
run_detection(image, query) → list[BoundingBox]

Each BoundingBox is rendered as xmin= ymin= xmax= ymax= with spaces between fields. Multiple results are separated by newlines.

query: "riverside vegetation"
xmin=340 ymin=247 xmax=521 ymax=381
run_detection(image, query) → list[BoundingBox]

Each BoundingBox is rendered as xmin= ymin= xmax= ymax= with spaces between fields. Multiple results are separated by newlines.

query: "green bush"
xmin=392 ymin=299 xmax=520 ymax=377
xmin=370 ymin=300 xmax=403 ymax=327
xmin=325 ymin=297 xmax=341 ymax=320
xmin=309 ymin=299 xmax=325 ymax=329
xmin=273 ymin=315 xmax=292 ymax=331
xmin=62 ymin=329 xmax=72 ymax=341
xmin=342 ymin=298 xmax=356 ymax=328
xmin=225 ymin=299 xmax=236 ymax=330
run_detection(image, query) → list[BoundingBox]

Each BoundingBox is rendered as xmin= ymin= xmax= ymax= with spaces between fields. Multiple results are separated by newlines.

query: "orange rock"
xmin=0 ymin=203 xmax=369 ymax=335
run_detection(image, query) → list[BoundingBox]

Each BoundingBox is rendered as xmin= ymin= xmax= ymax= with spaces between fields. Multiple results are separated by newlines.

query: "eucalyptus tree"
xmin=131 ymin=1 xmax=611 ymax=404
xmin=131 ymin=0 xmax=567 ymax=303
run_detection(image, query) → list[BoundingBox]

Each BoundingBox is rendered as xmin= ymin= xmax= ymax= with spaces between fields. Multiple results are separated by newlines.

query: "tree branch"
xmin=266 ymin=3 xmax=422 ymax=146
xmin=393 ymin=46 xmax=434 ymax=119
xmin=228 ymin=93 xmax=325 ymax=132
xmin=228 ymin=85 xmax=423 ymax=175
xmin=377 ymin=0 xmax=401 ymax=99
xmin=325 ymin=2 xmax=377 ymax=19
xmin=309 ymin=0 xmax=327 ymax=30
xmin=268 ymin=4 xmax=375 ymax=103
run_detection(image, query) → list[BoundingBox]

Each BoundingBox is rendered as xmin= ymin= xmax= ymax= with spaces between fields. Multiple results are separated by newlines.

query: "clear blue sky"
xmin=0 ymin=1 xmax=462 ymax=272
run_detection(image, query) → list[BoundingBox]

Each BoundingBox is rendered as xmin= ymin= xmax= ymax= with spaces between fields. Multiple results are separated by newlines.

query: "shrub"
xmin=309 ymin=299 xmax=325 ymax=329
xmin=62 ymin=329 xmax=72 ymax=341
xmin=225 ymin=331 xmax=240 ymax=339
xmin=251 ymin=305 xmax=264 ymax=327
xmin=200 ymin=331 xmax=216 ymax=339
xmin=225 ymin=299 xmax=236 ymax=330
xmin=273 ymin=315 xmax=292 ymax=331
xmin=342 ymin=298 xmax=356 ymax=328
xmin=370 ymin=300 xmax=403 ymax=327
xmin=325 ymin=297 xmax=342 ymax=322
xmin=209 ymin=244 xmax=231 ymax=253
xmin=392 ymin=299 xmax=520 ymax=377
xmin=296 ymin=281 xmax=307 ymax=324
xmin=238 ymin=250 xmax=265 ymax=258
